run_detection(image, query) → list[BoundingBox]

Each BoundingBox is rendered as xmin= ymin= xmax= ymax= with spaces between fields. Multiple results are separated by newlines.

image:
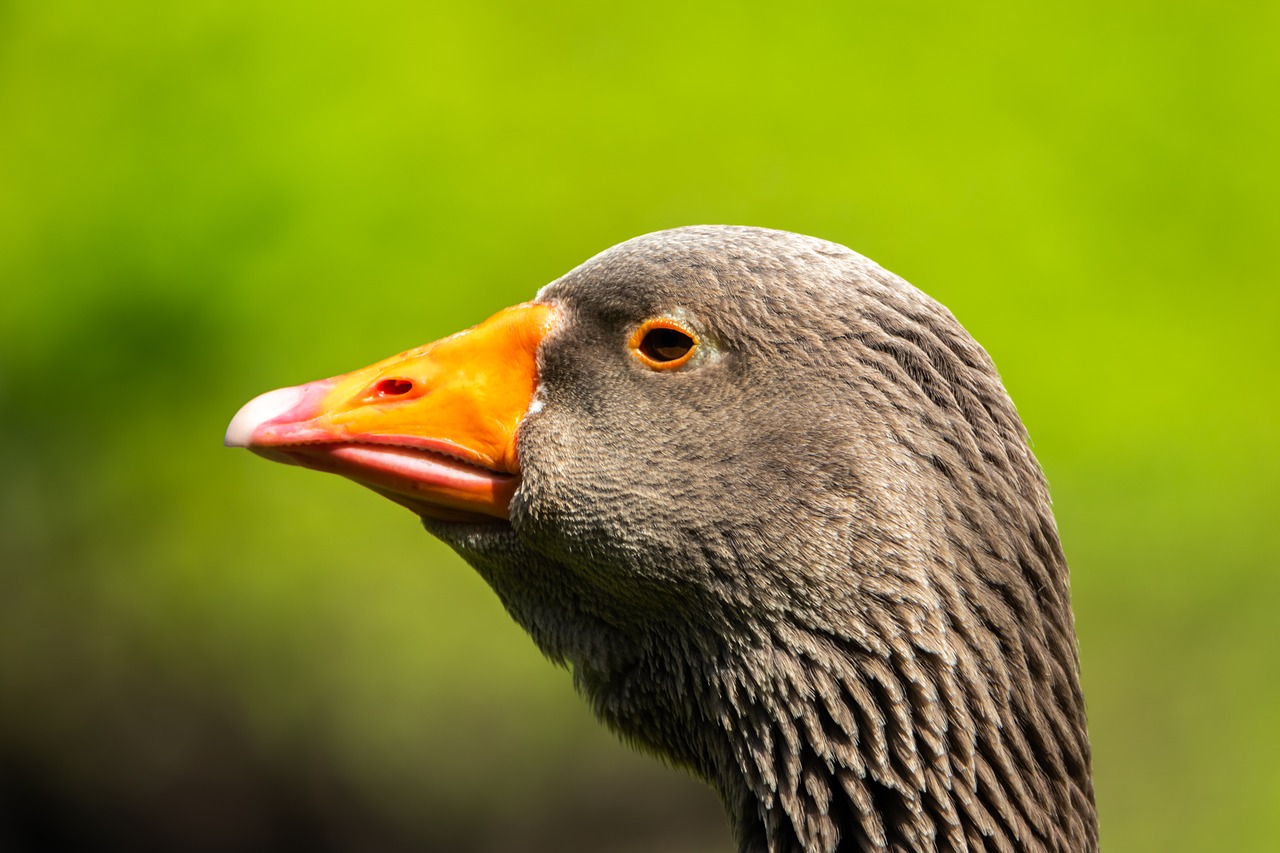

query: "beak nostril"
xmin=374 ymin=378 xmax=414 ymax=397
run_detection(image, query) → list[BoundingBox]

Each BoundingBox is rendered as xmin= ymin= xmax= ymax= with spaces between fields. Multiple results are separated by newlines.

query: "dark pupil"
xmin=642 ymin=327 xmax=694 ymax=362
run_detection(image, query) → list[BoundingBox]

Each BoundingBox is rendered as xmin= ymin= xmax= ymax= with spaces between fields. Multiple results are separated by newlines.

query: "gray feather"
xmin=427 ymin=226 xmax=1096 ymax=852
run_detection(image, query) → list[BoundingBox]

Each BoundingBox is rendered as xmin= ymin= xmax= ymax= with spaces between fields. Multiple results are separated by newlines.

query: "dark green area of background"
xmin=2 ymin=2 xmax=1276 ymax=850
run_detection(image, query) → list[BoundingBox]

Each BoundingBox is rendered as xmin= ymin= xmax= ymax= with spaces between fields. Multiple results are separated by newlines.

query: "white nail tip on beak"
xmin=224 ymin=386 xmax=307 ymax=447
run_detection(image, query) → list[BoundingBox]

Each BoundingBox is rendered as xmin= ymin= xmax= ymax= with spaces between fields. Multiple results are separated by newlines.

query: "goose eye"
xmin=630 ymin=319 xmax=698 ymax=370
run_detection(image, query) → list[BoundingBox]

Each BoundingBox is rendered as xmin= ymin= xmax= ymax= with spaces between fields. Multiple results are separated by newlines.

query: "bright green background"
xmin=2 ymin=2 xmax=1277 ymax=850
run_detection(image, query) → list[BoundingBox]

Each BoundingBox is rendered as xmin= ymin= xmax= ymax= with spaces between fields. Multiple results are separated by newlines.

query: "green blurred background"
xmin=2 ymin=1 xmax=1276 ymax=850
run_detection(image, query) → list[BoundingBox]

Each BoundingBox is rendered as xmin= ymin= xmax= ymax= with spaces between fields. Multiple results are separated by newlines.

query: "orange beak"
xmin=225 ymin=302 xmax=557 ymax=523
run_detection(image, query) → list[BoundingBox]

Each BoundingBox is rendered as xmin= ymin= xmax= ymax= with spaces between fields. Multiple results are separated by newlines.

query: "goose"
xmin=226 ymin=226 xmax=1097 ymax=852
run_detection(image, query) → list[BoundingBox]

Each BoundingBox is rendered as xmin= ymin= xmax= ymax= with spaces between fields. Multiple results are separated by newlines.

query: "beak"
xmin=225 ymin=302 xmax=557 ymax=523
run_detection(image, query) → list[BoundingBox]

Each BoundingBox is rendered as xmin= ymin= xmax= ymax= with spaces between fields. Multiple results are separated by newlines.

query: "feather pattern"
xmin=417 ymin=227 xmax=1094 ymax=851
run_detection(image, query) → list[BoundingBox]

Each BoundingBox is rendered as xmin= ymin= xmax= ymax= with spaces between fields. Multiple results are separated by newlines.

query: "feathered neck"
xmin=573 ymin=568 xmax=1096 ymax=853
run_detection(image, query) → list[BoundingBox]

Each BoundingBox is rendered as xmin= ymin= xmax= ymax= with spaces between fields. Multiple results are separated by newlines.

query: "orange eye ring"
xmin=629 ymin=318 xmax=699 ymax=370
